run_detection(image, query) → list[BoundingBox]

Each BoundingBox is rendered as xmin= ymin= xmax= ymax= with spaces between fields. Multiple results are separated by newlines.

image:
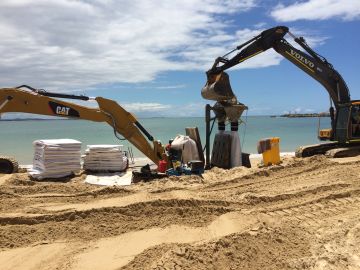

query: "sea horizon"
xmin=0 ymin=113 xmax=330 ymax=121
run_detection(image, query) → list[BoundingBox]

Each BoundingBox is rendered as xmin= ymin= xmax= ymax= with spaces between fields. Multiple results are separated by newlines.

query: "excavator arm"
xmin=204 ymin=26 xmax=350 ymax=105
xmin=0 ymin=87 xmax=164 ymax=165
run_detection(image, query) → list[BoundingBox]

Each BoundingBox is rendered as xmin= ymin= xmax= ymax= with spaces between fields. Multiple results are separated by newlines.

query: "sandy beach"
xmin=0 ymin=155 xmax=359 ymax=269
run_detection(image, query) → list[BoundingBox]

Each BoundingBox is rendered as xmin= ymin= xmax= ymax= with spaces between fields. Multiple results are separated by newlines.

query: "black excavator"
xmin=202 ymin=26 xmax=360 ymax=157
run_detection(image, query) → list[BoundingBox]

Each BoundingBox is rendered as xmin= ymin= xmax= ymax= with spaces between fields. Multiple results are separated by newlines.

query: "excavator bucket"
xmin=201 ymin=72 xmax=236 ymax=101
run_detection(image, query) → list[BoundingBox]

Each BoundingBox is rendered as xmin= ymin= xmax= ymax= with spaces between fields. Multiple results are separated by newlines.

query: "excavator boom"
xmin=203 ymin=26 xmax=350 ymax=105
xmin=0 ymin=87 xmax=164 ymax=165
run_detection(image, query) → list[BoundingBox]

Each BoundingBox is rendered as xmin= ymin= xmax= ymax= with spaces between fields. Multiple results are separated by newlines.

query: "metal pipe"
xmin=287 ymin=31 xmax=296 ymax=40
xmin=135 ymin=121 xmax=154 ymax=141
xmin=205 ymin=104 xmax=212 ymax=169
xmin=0 ymin=96 xmax=12 ymax=111
xmin=16 ymin=85 xmax=90 ymax=101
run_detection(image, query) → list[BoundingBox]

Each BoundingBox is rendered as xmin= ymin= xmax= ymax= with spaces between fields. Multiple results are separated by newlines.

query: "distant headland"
xmin=271 ymin=112 xmax=330 ymax=118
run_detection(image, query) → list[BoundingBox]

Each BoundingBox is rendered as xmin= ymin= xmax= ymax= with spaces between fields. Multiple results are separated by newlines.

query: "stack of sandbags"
xmin=28 ymin=139 xmax=82 ymax=180
xmin=83 ymin=145 xmax=128 ymax=172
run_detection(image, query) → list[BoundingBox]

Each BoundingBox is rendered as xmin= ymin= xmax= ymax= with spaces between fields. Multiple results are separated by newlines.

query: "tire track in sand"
xmin=0 ymin=190 xmax=201 ymax=218
xmin=0 ymin=211 xmax=259 ymax=270
xmin=259 ymin=192 xmax=360 ymax=226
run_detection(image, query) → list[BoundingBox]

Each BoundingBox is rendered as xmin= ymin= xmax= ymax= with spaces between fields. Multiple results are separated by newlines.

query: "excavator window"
xmin=350 ymin=105 xmax=360 ymax=138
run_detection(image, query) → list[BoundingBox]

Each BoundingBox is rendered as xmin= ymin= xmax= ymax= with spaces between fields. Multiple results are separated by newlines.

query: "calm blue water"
xmin=0 ymin=116 xmax=331 ymax=164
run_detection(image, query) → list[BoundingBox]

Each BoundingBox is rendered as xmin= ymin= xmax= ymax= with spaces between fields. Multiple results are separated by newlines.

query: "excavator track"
xmin=296 ymin=142 xmax=360 ymax=158
xmin=0 ymin=156 xmax=19 ymax=174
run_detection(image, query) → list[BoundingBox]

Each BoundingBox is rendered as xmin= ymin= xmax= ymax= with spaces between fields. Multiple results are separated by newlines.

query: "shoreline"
xmin=19 ymin=152 xmax=296 ymax=169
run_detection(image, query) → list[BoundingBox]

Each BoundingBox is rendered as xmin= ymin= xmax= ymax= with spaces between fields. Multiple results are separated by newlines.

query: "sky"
xmin=0 ymin=0 xmax=360 ymax=117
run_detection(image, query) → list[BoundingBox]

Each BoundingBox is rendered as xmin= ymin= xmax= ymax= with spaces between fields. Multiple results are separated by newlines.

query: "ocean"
xmin=0 ymin=116 xmax=331 ymax=164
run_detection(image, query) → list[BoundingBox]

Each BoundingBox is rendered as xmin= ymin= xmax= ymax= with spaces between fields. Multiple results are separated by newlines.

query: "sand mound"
xmin=0 ymin=156 xmax=360 ymax=269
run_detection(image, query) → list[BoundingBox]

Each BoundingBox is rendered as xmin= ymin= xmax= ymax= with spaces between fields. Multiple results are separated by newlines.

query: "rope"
xmin=241 ymin=109 xmax=248 ymax=149
xmin=203 ymin=118 xmax=216 ymax=153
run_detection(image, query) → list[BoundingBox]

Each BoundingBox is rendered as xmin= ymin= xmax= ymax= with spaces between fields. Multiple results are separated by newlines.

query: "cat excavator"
xmin=202 ymin=26 xmax=360 ymax=157
xmin=0 ymin=86 xmax=165 ymax=173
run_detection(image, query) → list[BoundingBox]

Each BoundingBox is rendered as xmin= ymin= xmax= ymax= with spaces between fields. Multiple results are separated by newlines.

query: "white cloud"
xmin=152 ymin=84 xmax=187 ymax=90
xmin=283 ymin=107 xmax=317 ymax=114
xmin=123 ymin=101 xmax=208 ymax=117
xmin=229 ymin=28 xmax=284 ymax=69
xmin=172 ymin=102 xmax=208 ymax=117
xmin=122 ymin=102 xmax=172 ymax=113
xmin=271 ymin=0 xmax=360 ymax=22
xmin=0 ymin=0 xmax=331 ymax=95
xmin=294 ymin=107 xmax=302 ymax=114
xmin=0 ymin=0 xmax=260 ymax=90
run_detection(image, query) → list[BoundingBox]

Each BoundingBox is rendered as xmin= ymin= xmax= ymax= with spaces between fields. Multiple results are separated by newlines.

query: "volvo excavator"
xmin=202 ymin=26 xmax=360 ymax=158
xmin=0 ymin=85 xmax=165 ymax=173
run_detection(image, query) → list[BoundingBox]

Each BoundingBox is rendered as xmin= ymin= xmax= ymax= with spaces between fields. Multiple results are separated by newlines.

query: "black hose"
xmin=203 ymin=118 xmax=216 ymax=153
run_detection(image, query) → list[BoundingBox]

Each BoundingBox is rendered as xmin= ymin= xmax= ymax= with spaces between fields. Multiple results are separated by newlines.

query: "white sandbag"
xmin=86 ymin=145 xmax=123 ymax=151
xmin=28 ymin=139 xmax=82 ymax=180
xmin=171 ymin=135 xmax=199 ymax=164
xmin=28 ymin=168 xmax=76 ymax=180
xmin=84 ymin=171 xmax=132 ymax=186
xmin=83 ymin=144 xmax=128 ymax=172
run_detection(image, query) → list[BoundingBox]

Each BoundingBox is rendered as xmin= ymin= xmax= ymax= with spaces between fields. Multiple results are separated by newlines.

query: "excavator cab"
xmin=319 ymin=103 xmax=360 ymax=141
xmin=201 ymin=72 xmax=236 ymax=103
xmin=349 ymin=103 xmax=360 ymax=138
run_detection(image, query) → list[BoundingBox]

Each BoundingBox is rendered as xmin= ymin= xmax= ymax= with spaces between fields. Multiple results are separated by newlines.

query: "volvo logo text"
xmin=290 ymin=49 xmax=315 ymax=68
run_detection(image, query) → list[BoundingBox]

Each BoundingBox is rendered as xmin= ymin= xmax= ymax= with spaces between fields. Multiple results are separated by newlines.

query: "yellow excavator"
xmin=202 ymin=26 xmax=360 ymax=157
xmin=0 ymin=85 xmax=165 ymax=173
